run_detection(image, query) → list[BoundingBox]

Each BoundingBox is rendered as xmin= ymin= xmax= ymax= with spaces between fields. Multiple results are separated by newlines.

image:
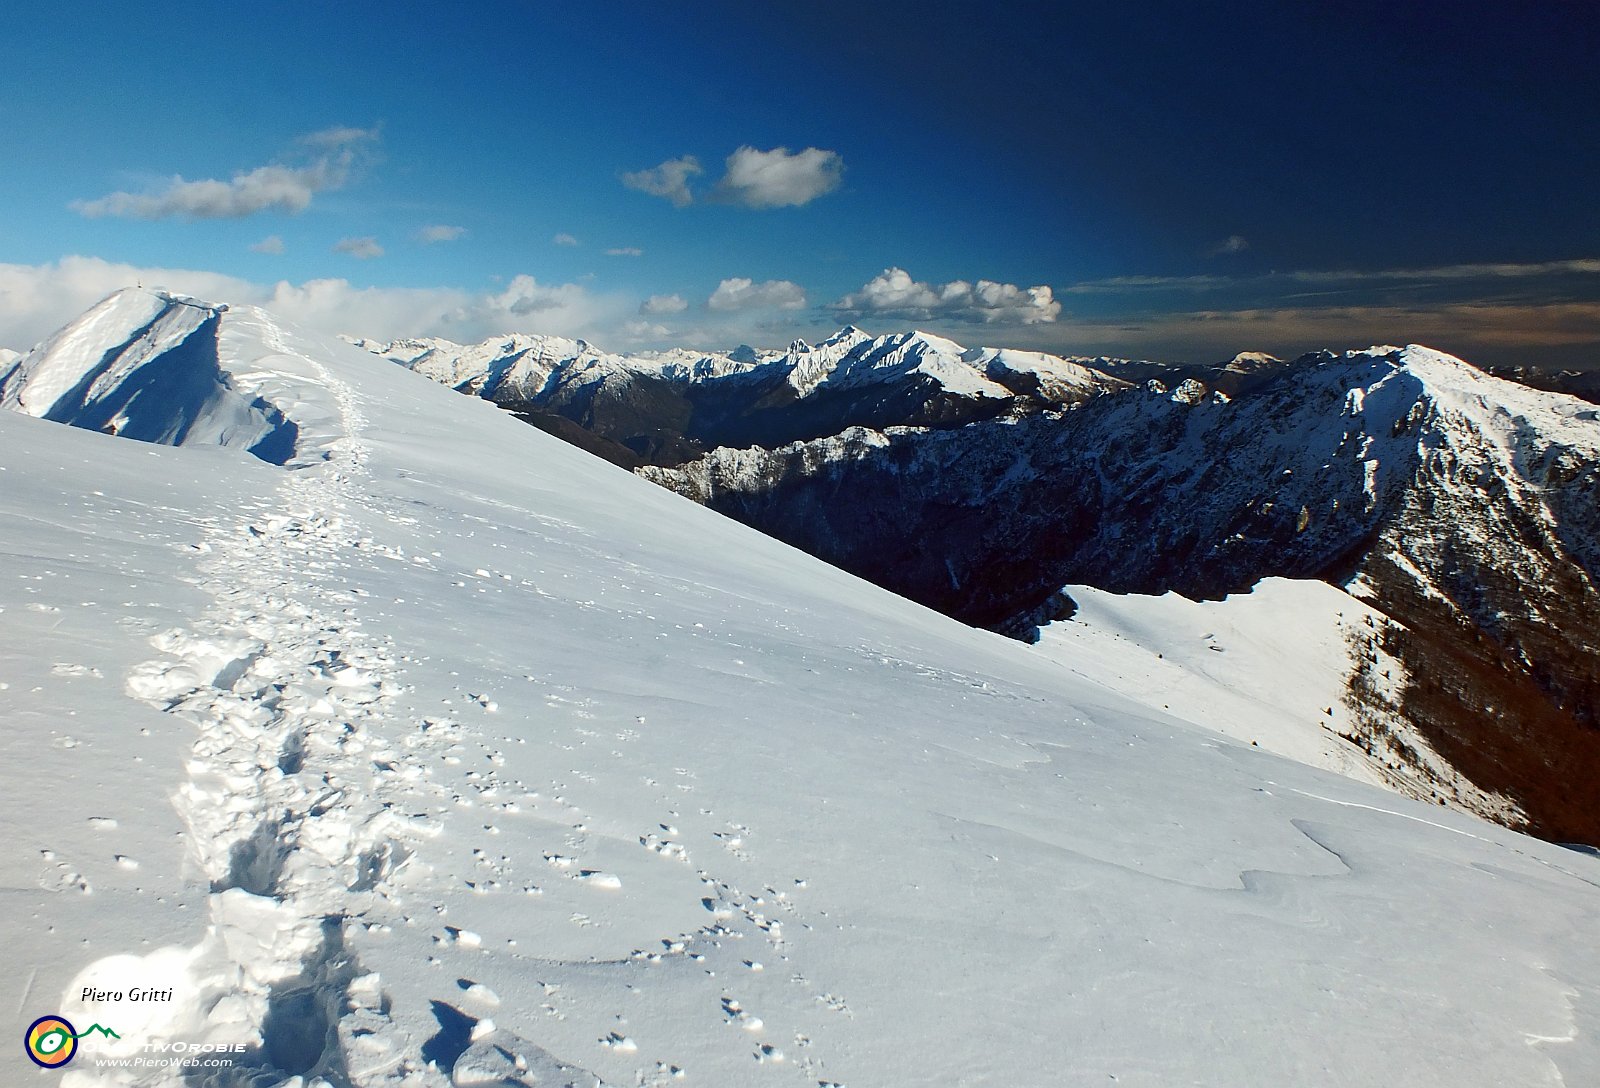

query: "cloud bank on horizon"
xmin=8 ymin=255 xmax=1600 ymax=369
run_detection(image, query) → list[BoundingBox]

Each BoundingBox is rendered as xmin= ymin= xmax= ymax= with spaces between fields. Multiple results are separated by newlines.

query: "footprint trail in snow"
xmin=80 ymin=322 xmax=454 ymax=1085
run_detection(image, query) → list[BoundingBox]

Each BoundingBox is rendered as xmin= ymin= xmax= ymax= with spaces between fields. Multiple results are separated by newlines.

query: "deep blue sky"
xmin=2 ymin=1 xmax=1597 ymax=364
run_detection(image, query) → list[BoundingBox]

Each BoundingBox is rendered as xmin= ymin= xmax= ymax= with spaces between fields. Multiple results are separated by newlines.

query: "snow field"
xmin=1 ymin=291 xmax=1598 ymax=1087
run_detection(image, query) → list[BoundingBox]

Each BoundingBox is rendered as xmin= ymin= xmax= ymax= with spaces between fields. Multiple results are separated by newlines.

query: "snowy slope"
xmin=4 ymin=289 xmax=1600 ymax=1088
xmin=1035 ymin=580 xmax=1396 ymax=780
xmin=1032 ymin=580 xmax=1521 ymax=822
xmin=967 ymin=346 xmax=1135 ymax=402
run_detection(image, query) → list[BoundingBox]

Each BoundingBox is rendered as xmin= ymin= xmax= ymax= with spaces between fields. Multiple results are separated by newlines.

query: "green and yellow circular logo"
xmin=25 ymin=1014 xmax=78 ymax=1068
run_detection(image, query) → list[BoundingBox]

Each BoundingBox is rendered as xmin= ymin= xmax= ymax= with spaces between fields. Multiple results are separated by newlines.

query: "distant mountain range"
xmin=346 ymin=327 xmax=1131 ymax=467
xmin=352 ymin=327 xmax=1600 ymax=845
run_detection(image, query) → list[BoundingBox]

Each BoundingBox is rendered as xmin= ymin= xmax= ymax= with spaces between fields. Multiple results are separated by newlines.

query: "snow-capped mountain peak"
xmin=0 ymin=287 xmax=339 ymax=465
xmin=1222 ymin=350 xmax=1283 ymax=373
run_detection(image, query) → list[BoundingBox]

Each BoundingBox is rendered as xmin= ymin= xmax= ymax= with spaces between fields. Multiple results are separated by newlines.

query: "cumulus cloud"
xmin=622 ymin=156 xmax=702 ymax=208
xmin=605 ymin=247 xmax=644 ymax=257
xmin=707 ymin=277 xmax=807 ymax=312
xmin=418 ymin=224 xmax=466 ymax=243
xmin=0 ymin=258 xmax=261 ymax=350
xmin=467 ymin=275 xmax=592 ymax=318
xmin=1215 ymin=235 xmax=1250 ymax=255
xmin=711 ymin=146 xmax=843 ymax=209
xmin=552 ymin=232 xmax=579 ymax=246
xmin=333 ymin=236 xmax=384 ymax=260
xmin=641 ymin=294 xmax=688 ymax=315
xmin=834 ymin=267 xmax=1061 ymax=325
xmin=619 ymin=319 xmax=674 ymax=343
xmin=624 ymin=146 xmax=844 ymax=209
xmin=250 ymin=235 xmax=285 ymax=255
xmin=72 ymin=128 xmax=377 ymax=221
xmin=0 ymin=257 xmax=631 ymax=353
xmin=264 ymin=274 xmax=627 ymax=343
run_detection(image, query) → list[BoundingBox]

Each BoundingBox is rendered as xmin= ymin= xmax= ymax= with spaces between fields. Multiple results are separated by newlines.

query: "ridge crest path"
xmin=69 ymin=311 xmax=450 ymax=1086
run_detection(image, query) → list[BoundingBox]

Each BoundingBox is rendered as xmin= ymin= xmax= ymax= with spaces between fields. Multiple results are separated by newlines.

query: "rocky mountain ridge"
xmin=637 ymin=344 xmax=1600 ymax=841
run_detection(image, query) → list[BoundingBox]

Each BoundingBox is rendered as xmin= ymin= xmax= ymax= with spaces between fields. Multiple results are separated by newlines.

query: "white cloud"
xmin=250 ymin=235 xmax=285 ymax=255
xmin=605 ymin=247 xmax=644 ymax=257
xmin=0 ymin=257 xmax=631 ymax=353
xmin=640 ymin=294 xmax=688 ymax=315
xmin=1216 ymin=235 xmax=1249 ymax=255
xmin=623 ymin=146 xmax=844 ymax=210
xmin=333 ymin=236 xmax=384 ymax=260
xmin=834 ymin=267 xmax=1060 ymax=325
xmin=72 ymin=128 xmax=377 ymax=221
xmin=622 ymin=156 xmax=702 ymax=208
xmin=712 ymin=146 xmax=843 ymax=209
xmin=553 ymin=232 xmax=580 ymax=246
xmin=261 ymin=273 xmax=626 ymax=343
xmin=297 ymin=125 xmax=380 ymax=149
xmin=707 ymin=277 xmax=807 ymax=312
xmin=619 ymin=319 xmax=674 ymax=343
xmin=0 ymin=258 xmax=262 ymax=350
xmin=472 ymin=275 xmax=591 ymax=318
xmin=418 ymin=224 xmax=466 ymax=243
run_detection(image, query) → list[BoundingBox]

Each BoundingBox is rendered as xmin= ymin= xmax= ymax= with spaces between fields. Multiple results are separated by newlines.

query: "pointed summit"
xmin=817 ymin=324 xmax=872 ymax=350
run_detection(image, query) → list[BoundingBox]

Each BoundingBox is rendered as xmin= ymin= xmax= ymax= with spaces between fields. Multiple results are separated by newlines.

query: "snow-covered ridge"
xmin=346 ymin=332 xmax=769 ymax=401
xmin=0 ymin=288 xmax=355 ymax=466
xmin=1376 ymin=343 xmax=1600 ymax=458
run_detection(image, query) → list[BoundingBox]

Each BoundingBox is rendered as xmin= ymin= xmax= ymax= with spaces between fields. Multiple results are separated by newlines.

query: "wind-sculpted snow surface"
xmin=4 ymin=290 xmax=1600 ymax=1086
